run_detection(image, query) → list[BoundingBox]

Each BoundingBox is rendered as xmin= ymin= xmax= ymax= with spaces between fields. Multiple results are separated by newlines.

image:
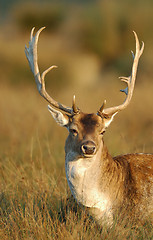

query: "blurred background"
xmin=0 ymin=0 xmax=153 ymax=163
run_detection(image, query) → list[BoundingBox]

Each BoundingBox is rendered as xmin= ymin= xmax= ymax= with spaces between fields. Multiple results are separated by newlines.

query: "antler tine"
xmin=72 ymin=95 xmax=80 ymax=114
xmin=98 ymin=31 xmax=144 ymax=117
xmin=97 ymin=100 xmax=106 ymax=117
xmin=25 ymin=27 xmax=74 ymax=115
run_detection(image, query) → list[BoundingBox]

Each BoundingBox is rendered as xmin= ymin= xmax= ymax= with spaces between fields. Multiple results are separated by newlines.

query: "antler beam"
xmin=25 ymin=27 xmax=79 ymax=115
xmin=98 ymin=31 xmax=144 ymax=117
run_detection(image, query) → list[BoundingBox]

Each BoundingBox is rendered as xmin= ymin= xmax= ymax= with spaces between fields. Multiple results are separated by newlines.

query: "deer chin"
xmin=82 ymin=153 xmax=96 ymax=158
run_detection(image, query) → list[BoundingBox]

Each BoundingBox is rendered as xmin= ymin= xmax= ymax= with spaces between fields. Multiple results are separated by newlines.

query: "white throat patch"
xmin=65 ymin=143 xmax=111 ymax=216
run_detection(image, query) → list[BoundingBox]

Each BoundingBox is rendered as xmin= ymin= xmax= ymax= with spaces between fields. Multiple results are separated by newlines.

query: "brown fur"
xmin=98 ymin=147 xmax=153 ymax=221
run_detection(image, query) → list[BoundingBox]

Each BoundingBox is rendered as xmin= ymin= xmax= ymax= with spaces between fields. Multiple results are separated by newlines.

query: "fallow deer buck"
xmin=25 ymin=27 xmax=153 ymax=225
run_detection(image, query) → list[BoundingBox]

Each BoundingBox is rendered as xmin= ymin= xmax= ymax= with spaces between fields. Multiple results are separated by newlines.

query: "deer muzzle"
xmin=81 ymin=141 xmax=96 ymax=156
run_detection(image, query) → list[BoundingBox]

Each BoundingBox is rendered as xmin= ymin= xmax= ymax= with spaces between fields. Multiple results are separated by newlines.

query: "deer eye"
xmin=70 ymin=128 xmax=78 ymax=136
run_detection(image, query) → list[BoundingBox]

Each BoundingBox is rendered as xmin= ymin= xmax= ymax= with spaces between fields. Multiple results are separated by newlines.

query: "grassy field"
xmin=1 ymin=2 xmax=153 ymax=237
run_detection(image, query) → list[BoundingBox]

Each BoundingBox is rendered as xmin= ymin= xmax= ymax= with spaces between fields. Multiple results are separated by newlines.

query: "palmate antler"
xmin=98 ymin=31 xmax=144 ymax=118
xmin=25 ymin=27 xmax=79 ymax=115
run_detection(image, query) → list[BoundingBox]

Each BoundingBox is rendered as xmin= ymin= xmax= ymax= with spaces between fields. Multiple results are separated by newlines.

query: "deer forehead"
xmin=70 ymin=113 xmax=103 ymax=134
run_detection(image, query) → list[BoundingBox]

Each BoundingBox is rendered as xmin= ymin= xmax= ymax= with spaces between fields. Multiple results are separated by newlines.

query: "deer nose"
xmin=81 ymin=141 xmax=96 ymax=156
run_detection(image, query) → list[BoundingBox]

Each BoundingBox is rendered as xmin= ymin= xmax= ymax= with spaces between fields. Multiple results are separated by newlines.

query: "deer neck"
xmin=65 ymin=140 xmax=122 ymax=217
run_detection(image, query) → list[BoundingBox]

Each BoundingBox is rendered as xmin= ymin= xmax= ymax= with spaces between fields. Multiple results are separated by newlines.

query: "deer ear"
xmin=48 ymin=105 xmax=69 ymax=127
xmin=103 ymin=112 xmax=118 ymax=129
